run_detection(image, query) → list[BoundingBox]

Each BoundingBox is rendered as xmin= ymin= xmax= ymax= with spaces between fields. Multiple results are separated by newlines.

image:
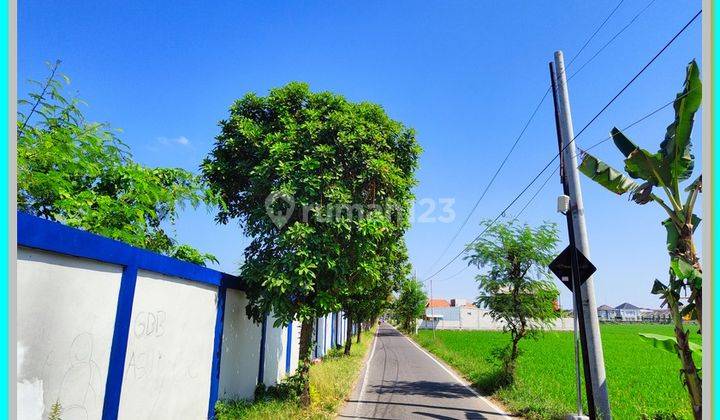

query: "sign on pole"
xmin=549 ymin=245 xmax=596 ymax=291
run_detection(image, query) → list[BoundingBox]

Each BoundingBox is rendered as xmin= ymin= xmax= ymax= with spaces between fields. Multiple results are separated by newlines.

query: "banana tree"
xmin=578 ymin=60 xmax=702 ymax=419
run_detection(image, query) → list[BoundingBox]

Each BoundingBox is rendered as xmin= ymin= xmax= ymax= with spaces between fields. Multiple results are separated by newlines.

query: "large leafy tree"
xmin=18 ymin=62 xmax=220 ymax=265
xmin=392 ymin=276 xmax=427 ymax=334
xmin=466 ymin=220 xmax=560 ymax=382
xmin=578 ymin=60 xmax=702 ymax=418
xmin=202 ymin=82 xmax=420 ymax=404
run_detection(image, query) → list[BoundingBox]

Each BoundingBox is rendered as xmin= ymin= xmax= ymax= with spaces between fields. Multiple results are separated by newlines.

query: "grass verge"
xmin=415 ymin=323 xmax=700 ymax=419
xmin=215 ymin=327 xmax=376 ymax=419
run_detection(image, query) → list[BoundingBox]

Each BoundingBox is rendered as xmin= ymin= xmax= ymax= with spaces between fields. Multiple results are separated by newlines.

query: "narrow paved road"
xmin=339 ymin=322 xmax=510 ymax=419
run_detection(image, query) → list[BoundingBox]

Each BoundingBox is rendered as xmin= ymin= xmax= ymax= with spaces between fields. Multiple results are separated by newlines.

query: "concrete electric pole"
xmin=553 ymin=50 xmax=611 ymax=419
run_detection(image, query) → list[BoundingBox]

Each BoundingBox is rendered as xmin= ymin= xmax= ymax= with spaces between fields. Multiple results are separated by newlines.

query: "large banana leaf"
xmin=611 ymin=127 xmax=639 ymax=158
xmin=624 ymin=148 xmax=673 ymax=187
xmin=662 ymin=214 xmax=701 ymax=252
xmin=659 ymin=60 xmax=701 ymax=181
xmin=579 ymin=152 xmax=638 ymax=195
xmin=639 ymin=333 xmax=702 ymax=356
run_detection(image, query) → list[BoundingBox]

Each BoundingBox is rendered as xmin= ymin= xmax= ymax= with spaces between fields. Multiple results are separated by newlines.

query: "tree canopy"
xmin=202 ymin=82 xmax=420 ymax=402
xmin=393 ymin=277 xmax=428 ymax=333
xmin=18 ymin=62 xmax=221 ymax=265
xmin=578 ymin=59 xmax=703 ymax=419
xmin=466 ymin=219 xmax=560 ymax=379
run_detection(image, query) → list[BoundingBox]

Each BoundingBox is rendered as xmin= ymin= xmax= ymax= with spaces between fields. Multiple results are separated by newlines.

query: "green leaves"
xmin=394 ymin=277 xmax=427 ymax=333
xmin=639 ymin=333 xmax=702 ymax=356
xmin=659 ymin=60 xmax=701 ymax=182
xmin=662 ymin=215 xmax=700 ymax=252
xmin=624 ymin=148 xmax=672 ymax=187
xmin=204 ymin=82 xmax=419 ymax=328
xmin=578 ymin=152 xmax=638 ymax=195
xmin=611 ymin=128 xmax=639 ymax=157
xmin=18 ymin=65 xmax=219 ymax=266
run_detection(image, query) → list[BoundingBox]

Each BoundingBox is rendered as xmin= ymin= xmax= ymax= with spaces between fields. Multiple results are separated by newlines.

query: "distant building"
xmin=427 ymin=298 xmax=450 ymax=308
xmin=597 ymin=304 xmax=615 ymax=321
xmin=420 ymin=299 xmax=573 ymax=331
xmin=614 ymin=302 xmax=642 ymax=321
xmin=597 ymin=302 xmax=661 ymax=322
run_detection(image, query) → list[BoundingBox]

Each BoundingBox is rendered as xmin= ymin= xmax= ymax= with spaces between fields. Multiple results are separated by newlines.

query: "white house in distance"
xmin=421 ymin=298 xmax=573 ymax=331
xmin=597 ymin=302 xmax=671 ymax=322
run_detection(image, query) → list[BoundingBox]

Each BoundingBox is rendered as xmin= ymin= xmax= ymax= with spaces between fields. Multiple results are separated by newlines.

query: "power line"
xmin=568 ymin=0 xmax=658 ymax=80
xmin=422 ymin=0 xmax=627 ymax=275
xmin=437 ymin=85 xmax=698 ymax=284
xmin=422 ymin=10 xmax=701 ymax=282
xmin=566 ymin=0 xmax=626 ymax=67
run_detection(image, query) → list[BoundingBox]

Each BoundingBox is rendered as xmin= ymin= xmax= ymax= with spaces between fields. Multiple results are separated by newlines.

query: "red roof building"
xmin=426 ymin=298 xmax=450 ymax=308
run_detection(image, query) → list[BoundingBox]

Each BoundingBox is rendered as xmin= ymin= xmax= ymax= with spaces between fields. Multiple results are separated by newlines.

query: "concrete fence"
xmin=17 ymin=212 xmax=348 ymax=420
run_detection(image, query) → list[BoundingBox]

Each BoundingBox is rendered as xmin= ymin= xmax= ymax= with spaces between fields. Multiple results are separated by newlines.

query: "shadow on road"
xmin=368 ymin=380 xmax=475 ymax=399
xmin=376 ymin=328 xmax=403 ymax=337
xmin=343 ymin=399 xmax=505 ymax=417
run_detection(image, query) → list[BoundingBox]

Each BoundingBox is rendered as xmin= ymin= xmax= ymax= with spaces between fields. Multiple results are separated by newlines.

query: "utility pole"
xmin=550 ymin=62 xmax=588 ymax=419
xmin=553 ymin=50 xmax=611 ymax=419
xmin=430 ymin=275 xmax=436 ymax=340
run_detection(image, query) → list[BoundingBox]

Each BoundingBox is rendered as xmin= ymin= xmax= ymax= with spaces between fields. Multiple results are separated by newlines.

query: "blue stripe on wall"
xmin=101 ymin=265 xmax=138 ymax=420
xmin=258 ymin=315 xmax=267 ymax=384
xmin=18 ymin=212 xmax=243 ymax=290
xmin=330 ymin=314 xmax=335 ymax=349
xmin=285 ymin=322 xmax=293 ymax=373
xmin=207 ymin=287 xmax=227 ymax=419
xmin=314 ymin=318 xmax=318 ymax=359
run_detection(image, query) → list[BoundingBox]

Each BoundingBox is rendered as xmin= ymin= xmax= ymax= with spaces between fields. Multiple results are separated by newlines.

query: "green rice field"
xmin=415 ymin=323 xmax=701 ymax=419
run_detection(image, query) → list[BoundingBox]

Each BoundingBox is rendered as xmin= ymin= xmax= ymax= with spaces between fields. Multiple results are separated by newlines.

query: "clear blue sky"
xmin=19 ymin=1 xmax=702 ymax=308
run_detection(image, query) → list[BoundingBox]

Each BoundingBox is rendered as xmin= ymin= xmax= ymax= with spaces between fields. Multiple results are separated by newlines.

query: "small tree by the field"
xmin=393 ymin=277 xmax=427 ymax=333
xmin=578 ymin=60 xmax=702 ymax=419
xmin=466 ymin=220 xmax=560 ymax=383
xmin=202 ymin=82 xmax=419 ymax=405
xmin=18 ymin=62 xmax=221 ymax=265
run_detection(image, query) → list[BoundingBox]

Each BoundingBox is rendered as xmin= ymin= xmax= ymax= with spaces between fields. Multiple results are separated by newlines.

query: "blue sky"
xmin=19 ymin=1 xmax=702 ymax=308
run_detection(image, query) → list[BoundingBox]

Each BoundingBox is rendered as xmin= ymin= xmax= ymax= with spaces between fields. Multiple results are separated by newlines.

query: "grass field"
xmin=415 ymin=324 xmax=701 ymax=419
xmin=215 ymin=327 xmax=376 ymax=419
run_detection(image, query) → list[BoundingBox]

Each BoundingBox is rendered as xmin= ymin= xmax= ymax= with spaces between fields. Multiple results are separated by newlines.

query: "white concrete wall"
xmin=18 ymin=243 xmax=348 ymax=418
xmin=321 ymin=314 xmax=332 ymax=354
xmin=420 ymin=307 xmax=574 ymax=331
xmin=218 ymin=290 xmax=262 ymax=401
xmin=289 ymin=321 xmax=301 ymax=374
xmin=117 ymin=270 xmax=218 ymax=420
xmin=313 ymin=317 xmax=325 ymax=358
xmin=17 ymin=248 xmax=121 ymax=420
xmin=261 ymin=315 xmax=286 ymax=386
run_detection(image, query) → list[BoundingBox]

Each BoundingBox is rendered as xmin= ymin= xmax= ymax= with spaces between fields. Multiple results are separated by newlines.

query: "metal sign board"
xmin=549 ymin=245 xmax=596 ymax=291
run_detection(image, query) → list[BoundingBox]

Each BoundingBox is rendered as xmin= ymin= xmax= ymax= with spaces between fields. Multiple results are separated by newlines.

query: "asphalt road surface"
xmin=338 ymin=322 xmax=510 ymax=419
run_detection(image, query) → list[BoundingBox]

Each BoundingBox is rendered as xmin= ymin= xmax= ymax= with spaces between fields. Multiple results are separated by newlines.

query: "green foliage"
xmin=202 ymin=82 xmax=420 ymax=325
xmin=48 ymin=400 xmax=62 ymax=420
xmin=639 ymin=333 xmax=702 ymax=356
xmin=203 ymin=82 xmax=419 ymax=403
xmin=393 ymin=277 xmax=427 ymax=333
xmin=18 ymin=62 xmax=221 ymax=266
xmin=466 ymin=219 xmax=560 ymax=378
xmin=254 ymin=372 xmax=305 ymax=402
xmin=578 ymin=59 xmax=703 ymax=418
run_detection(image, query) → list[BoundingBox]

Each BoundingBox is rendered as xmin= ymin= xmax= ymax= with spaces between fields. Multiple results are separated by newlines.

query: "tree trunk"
xmin=344 ymin=312 xmax=353 ymax=355
xmin=500 ymin=334 xmax=521 ymax=383
xmin=679 ymin=229 xmax=702 ymax=332
xmin=668 ymin=291 xmax=702 ymax=419
xmin=298 ymin=319 xmax=315 ymax=407
xmin=356 ymin=322 xmax=361 ymax=343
